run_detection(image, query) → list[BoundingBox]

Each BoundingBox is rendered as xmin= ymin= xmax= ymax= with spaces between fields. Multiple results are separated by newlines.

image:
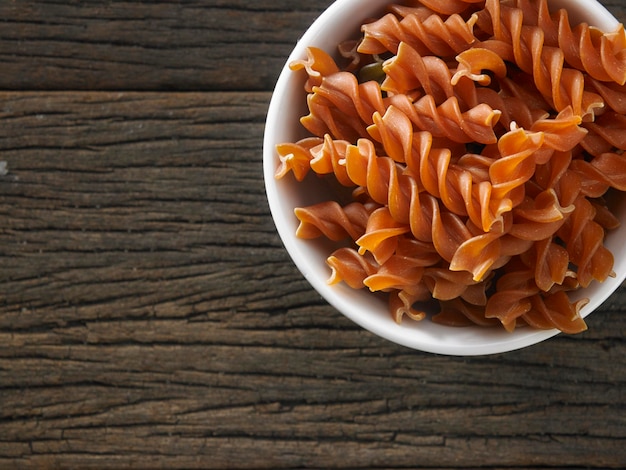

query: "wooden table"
xmin=0 ymin=1 xmax=625 ymax=468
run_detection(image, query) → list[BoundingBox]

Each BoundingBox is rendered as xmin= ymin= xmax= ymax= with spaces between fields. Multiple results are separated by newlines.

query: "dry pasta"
xmin=274 ymin=0 xmax=626 ymax=334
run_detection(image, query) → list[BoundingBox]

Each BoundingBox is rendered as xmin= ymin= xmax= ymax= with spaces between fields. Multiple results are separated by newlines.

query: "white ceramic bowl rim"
xmin=264 ymin=0 xmax=625 ymax=355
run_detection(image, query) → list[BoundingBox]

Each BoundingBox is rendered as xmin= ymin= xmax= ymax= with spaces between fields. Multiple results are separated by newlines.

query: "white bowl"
xmin=263 ymin=0 xmax=626 ymax=355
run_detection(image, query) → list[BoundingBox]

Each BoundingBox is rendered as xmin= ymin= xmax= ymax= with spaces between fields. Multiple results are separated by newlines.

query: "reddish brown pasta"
xmin=275 ymin=137 xmax=323 ymax=181
xmin=474 ymin=0 xmax=607 ymax=118
xmin=513 ymin=0 xmax=626 ymax=84
xmin=327 ymin=247 xmax=379 ymax=289
xmin=274 ymin=0 xmax=626 ymax=334
xmin=294 ymin=201 xmax=375 ymax=241
xmin=359 ymin=9 xmax=477 ymax=56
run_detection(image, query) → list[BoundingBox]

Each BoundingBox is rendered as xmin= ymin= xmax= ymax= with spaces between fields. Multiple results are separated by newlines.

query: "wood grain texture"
xmin=0 ymin=1 xmax=335 ymax=91
xmin=0 ymin=1 xmax=624 ymax=469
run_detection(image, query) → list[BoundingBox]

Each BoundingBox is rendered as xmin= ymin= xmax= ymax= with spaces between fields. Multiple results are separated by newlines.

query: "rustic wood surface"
xmin=0 ymin=1 xmax=625 ymax=469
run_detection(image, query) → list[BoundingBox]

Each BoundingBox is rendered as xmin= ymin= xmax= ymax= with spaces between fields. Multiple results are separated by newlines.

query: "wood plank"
xmin=0 ymin=433 xmax=624 ymax=469
xmin=0 ymin=1 xmax=334 ymax=91
xmin=0 ymin=1 xmax=622 ymax=91
xmin=0 ymin=91 xmax=624 ymax=468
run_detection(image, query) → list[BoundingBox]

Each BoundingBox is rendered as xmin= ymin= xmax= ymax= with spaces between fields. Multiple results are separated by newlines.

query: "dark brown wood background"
xmin=0 ymin=1 xmax=625 ymax=469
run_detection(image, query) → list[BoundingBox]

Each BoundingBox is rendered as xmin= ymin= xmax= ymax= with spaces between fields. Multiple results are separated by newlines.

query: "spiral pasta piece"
xmin=356 ymin=206 xmax=411 ymax=264
xmin=359 ymin=10 xmax=477 ymax=57
xmin=370 ymin=96 xmax=501 ymax=145
xmin=452 ymin=47 xmax=508 ymax=86
xmin=287 ymin=48 xmax=387 ymax=143
xmin=531 ymin=237 xmax=571 ymax=292
xmin=361 ymin=236 xmax=442 ymax=294
xmin=275 ymin=137 xmax=323 ymax=181
xmin=484 ymin=268 xmax=540 ymax=331
xmin=523 ymin=291 xmax=588 ymax=334
xmin=307 ymin=135 xmax=354 ymax=187
xmin=381 ymin=42 xmax=458 ymax=100
xmin=422 ymin=267 xmax=481 ymax=301
xmin=389 ymin=287 xmax=431 ymax=323
xmin=294 ymin=201 xmax=375 ymax=241
xmin=380 ymin=41 xmax=490 ymax=108
xmin=289 ymin=46 xmax=341 ymax=91
xmin=342 ymin=138 xmax=411 ymax=222
xmin=449 ymin=231 xmax=505 ymax=281
xmin=302 ymin=71 xmax=387 ymax=138
xmin=529 ymin=106 xmax=588 ymax=152
xmin=364 ymin=253 xmax=425 ymax=293
xmin=302 ymin=85 xmax=375 ymax=143
xmin=327 ymin=247 xmax=378 ymax=289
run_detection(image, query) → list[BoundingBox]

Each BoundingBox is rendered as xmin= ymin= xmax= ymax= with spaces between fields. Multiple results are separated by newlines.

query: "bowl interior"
xmin=264 ymin=0 xmax=625 ymax=355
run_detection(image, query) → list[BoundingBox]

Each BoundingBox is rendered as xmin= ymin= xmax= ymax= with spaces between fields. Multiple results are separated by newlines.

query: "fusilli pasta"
xmin=274 ymin=0 xmax=626 ymax=334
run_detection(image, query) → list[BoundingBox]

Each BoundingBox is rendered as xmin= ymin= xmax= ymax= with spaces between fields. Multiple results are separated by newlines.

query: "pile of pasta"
xmin=274 ymin=0 xmax=626 ymax=333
